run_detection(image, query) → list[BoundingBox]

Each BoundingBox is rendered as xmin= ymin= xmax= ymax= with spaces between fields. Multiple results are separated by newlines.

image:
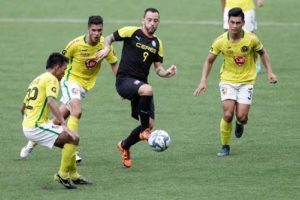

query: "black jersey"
xmin=113 ymin=26 xmax=163 ymax=82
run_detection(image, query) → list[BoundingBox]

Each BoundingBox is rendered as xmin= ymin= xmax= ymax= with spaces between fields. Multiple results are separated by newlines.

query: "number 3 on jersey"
xmin=25 ymin=87 xmax=38 ymax=109
xmin=143 ymin=52 xmax=149 ymax=62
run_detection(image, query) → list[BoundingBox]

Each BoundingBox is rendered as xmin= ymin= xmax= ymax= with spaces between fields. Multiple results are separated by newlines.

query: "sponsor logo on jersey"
xmin=136 ymin=43 xmax=157 ymax=54
xmin=234 ymin=55 xmax=246 ymax=66
xmin=85 ymin=59 xmax=97 ymax=69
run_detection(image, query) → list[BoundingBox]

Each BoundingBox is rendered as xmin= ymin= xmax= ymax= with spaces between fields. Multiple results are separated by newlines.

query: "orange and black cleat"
xmin=117 ymin=141 xmax=132 ymax=168
xmin=139 ymin=128 xmax=151 ymax=140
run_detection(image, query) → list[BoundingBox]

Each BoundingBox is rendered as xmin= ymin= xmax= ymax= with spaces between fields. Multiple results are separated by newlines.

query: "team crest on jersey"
xmin=152 ymin=40 xmax=156 ymax=47
xmin=72 ymin=88 xmax=80 ymax=94
xmin=241 ymin=46 xmax=249 ymax=52
xmin=51 ymin=87 xmax=57 ymax=93
xmin=134 ymin=80 xmax=141 ymax=85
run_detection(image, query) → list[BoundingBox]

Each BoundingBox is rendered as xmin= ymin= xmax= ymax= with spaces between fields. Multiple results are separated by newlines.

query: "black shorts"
xmin=116 ymin=77 xmax=155 ymax=120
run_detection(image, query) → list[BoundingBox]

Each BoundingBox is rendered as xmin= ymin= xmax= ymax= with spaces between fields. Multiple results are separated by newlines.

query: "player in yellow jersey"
xmin=221 ymin=0 xmax=265 ymax=73
xmin=20 ymin=52 xmax=91 ymax=189
xmin=194 ymin=8 xmax=277 ymax=156
xmin=20 ymin=16 xmax=118 ymax=163
xmin=221 ymin=0 xmax=264 ymax=32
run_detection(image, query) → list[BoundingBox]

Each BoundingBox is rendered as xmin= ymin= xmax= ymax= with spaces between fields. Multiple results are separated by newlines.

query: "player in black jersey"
xmin=97 ymin=8 xmax=177 ymax=168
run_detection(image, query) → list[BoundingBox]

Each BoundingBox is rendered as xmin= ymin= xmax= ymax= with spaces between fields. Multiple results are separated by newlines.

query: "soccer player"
xmin=20 ymin=16 xmax=118 ymax=162
xmin=97 ymin=8 xmax=177 ymax=168
xmin=193 ymin=8 xmax=277 ymax=157
xmin=221 ymin=0 xmax=265 ymax=73
xmin=20 ymin=52 xmax=91 ymax=189
xmin=221 ymin=0 xmax=264 ymax=32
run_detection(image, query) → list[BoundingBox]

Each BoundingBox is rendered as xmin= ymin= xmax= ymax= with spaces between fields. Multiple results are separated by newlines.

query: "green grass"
xmin=1 ymin=0 xmax=300 ymax=199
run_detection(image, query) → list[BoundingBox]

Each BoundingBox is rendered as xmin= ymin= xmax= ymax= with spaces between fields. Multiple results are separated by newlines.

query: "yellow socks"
xmin=220 ymin=118 xmax=232 ymax=145
xmin=59 ymin=143 xmax=77 ymax=179
xmin=67 ymin=115 xmax=79 ymax=132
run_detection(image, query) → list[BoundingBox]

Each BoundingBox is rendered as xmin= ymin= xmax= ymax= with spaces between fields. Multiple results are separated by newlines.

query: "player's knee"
xmin=71 ymin=110 xmax=82 ymax=119
xmin=236 ymin=115 xmax=248 ymax=124
xmin=223 ymin=112 xmax=234 ymax=122
xmin=70 ymin=135 xmax=80 ymax=145
xmin=139 ymin=84 xmax=153 ymax=96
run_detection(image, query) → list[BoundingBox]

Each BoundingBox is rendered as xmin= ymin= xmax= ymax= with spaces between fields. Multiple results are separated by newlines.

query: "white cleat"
xmin=20 ymin=141 xmax=37 ymax=158
xmin=75 ymin=153 xmax=82 ymax=163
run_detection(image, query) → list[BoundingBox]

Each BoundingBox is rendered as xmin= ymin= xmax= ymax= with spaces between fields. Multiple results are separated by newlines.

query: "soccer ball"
xmin=148 ymin=130 xmax=170 ymax=152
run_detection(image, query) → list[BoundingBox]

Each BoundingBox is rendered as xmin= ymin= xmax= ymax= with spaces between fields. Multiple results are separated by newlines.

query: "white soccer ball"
xmin=148 ymin=130 xmax=170 ymax=152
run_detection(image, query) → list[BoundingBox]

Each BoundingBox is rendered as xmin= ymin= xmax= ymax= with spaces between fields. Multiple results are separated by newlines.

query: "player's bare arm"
xmin=154 ymin=62 xmax=177 ymax=78
xmin=194 ymin=53 xmax=217 ymax=96
xmin=20 ymin=103 xmax=25 ymax=116
xmin=96 ymin=34 xmax=115 ymax=61
xmin=257 ymin=49 xmax=278 ymax=84
xmin=110 ymin=62 xmax=118 ymax=76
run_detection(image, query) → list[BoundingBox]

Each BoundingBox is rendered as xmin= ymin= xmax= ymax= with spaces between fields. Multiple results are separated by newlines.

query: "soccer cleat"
xmin=139 ymin=128 xmax=151 ymax=140
xmin=117 ymin=141 xmax=132 ymax=168
xmin=71 ymin=176 xmax=93 ymax=185
xmin=54 ymin=173 xmax=77 ymax=189
xmin=76 ymin=152 xmax=82 ymax=163
xmin=217 ymin=145 xmax=230 ymax=157
xmin=235 ymin=121 xmax=244 ymax=138
xmin=20 ymin=141 xmax=37 ymax=158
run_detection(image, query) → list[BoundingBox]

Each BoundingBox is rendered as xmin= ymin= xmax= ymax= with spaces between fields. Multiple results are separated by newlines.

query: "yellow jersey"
xmin=22 ymin=72 xmax=59 ymax=128
xmin=225 ymin=0 xmax=255 ymax=11
xmin=62 ymin=35 xmax=118 ymax=90
xmin=210 ymin=31 xmax=263 ymax=84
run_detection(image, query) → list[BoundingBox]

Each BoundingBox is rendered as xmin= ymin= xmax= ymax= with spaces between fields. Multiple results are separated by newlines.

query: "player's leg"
xmin=235 ymin=84 xmax=253 ymax=138
xmin=20 ymin=140 xmax=37 ymax=158
xmin=22 ymin=122 xmax=78 ymax=189
xmin=217 ymin=100 xmax=235 ymax=156
xmin=138 ymin=84 xmax=153 ymax=136
xmin=217 ymin=83 xmax=237 ymax=156
xmin=60 ymin=81 xmax=86 ymax=163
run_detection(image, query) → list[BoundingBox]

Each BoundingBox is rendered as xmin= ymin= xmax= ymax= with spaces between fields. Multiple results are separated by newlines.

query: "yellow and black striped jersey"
xmin=113 ymin=26 xmax=163 ymax=82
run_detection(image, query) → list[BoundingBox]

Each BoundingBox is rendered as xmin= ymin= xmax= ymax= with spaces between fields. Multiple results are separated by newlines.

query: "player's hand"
xmin=62 ymin=125 xmax=79 ymax=140
xmin=193 ymin=80 xmax=207 ymax=96
xmin=257 ymin=0 xmax=264 ymax=7
xmin=268 ymin=72 xmax=278 ymax=84
xmin=166 ymin=65 xmax=177 ymax=77
xmin=95 ymin=47 xmax=110 ymax=62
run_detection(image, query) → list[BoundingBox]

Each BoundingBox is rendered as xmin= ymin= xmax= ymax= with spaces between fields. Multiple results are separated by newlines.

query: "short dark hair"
xmin=46 ymin=52 xmax=69 ymax=69
xmin=144 ymin=8 xmax=160 ymax=17
xmin=88 ymin=15 xmax=103 ymax=27
xmin=228 ymin=7 xmax=244 ymax=21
